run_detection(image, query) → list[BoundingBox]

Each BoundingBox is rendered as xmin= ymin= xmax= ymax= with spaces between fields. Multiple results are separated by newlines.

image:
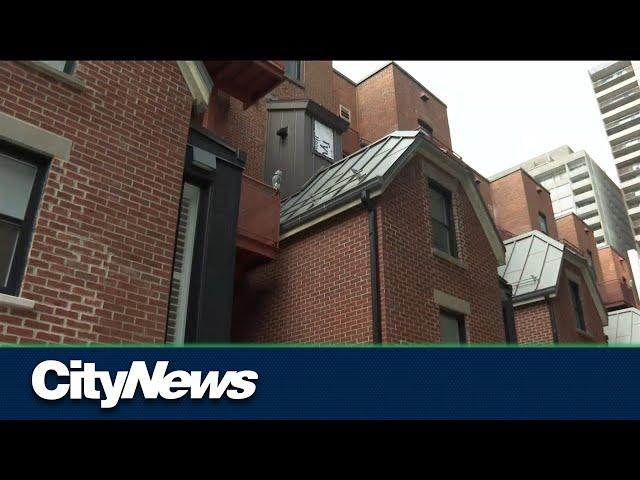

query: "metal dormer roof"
xmin=280 ymin=131 xmax=422 ymax=232
xmin=498 ymin=230 xmax=565 ymax=301
xmin=279 ymin=129 xmax=506 ymax=264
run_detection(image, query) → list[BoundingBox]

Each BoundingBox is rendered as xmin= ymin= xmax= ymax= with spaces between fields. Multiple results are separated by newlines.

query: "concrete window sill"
xmin=0 ymin=293 xmax=36 ymax=311
xmin=431 ymin=248 xmax=468 ymax=270
xmin=18 ymin=61 xmax=85 ymax=92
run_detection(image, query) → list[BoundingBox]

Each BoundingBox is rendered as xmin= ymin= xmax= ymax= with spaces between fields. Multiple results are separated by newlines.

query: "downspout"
xmin=545 ymin=295 xmax=559 ymax=343
xmin=361 ymin=190 xmax=382 ymax=344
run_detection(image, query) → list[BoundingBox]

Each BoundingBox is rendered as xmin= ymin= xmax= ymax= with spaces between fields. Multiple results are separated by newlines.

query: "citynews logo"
xmin=32 ymin=360 xmax=258 ymax=409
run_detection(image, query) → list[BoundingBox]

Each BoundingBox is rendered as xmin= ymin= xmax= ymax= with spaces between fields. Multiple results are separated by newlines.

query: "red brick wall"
xmin=392 ymin=66 xmax=452 ymax=149
xmin=513 ymin=265 xmax=606 ymax=344
xmin=377 ymin=155 xmax=504 ymax=342
xmin=0 ymin=61 xmax=193 ymax=344
xmin=553 ymin=264 xmax=606 ymax=343
xmin=232 ymin=208 xmax=373 ymax=343
xmin=556 ymin=214 xmax=600 ymax=279
xmin=233 ymin=153 xmax=505 ymax=344
xmin=490 ymin=170 xmax=558 ymax=239
xmin=355 ymin=64 xmax=399 ymax=144
xmin=514 ymin=302 xmax=555 ymax=343
xmin=354 ymin=64 xmax=452 ymax=149
xmin=474 ymin=175 xmax=494 ymax=220
xmin=210 ymin=61 xmax=335 ymax=180
xmin=597 ymin=246 xmax=633 ymax=283
xmin=333 ymin=71 xmax=360 ymax=155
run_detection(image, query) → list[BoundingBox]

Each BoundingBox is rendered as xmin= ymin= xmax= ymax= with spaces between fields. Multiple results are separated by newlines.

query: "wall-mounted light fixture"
xmin=276 ymin=126 xmax=288 ymax=139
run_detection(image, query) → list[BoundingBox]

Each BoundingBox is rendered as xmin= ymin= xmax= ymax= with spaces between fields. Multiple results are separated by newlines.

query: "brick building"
xmin=233 ymin=131 xmax=509 ymax=343
xmin=2 ymin=59 xmax=612 ymax=346
xmin=0 ymin=60 xmax=285 ymax=344
xmin=488 ymin=168 xmax=608 ymax=343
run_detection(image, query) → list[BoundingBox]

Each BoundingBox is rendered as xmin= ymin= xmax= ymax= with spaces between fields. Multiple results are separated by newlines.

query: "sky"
xmin=332 ymin=61 xmax=618 ymax=183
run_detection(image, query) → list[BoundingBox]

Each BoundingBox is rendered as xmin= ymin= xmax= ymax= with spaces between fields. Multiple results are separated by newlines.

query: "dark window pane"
xmin=430 ymin=188 xmax=448 ymax=224
xmin=0 ymin=153 xmax=37 ymax=220
xmin=429 ymin=181 xmax=457 ymax=257
xmin=285 ymin=61 xmax=301 ymax=81
xmin=538 ymin=213 xmax=548 ymax=234
xmin=433 ymin=221 xmax=451 ymax=254
xmin=439 ymin=310 xmax=465 ymax=344
xmin=0 ymin=219 xmax=20 ymax=288
xmin=569 ymin=281 xmax=586 ymax=331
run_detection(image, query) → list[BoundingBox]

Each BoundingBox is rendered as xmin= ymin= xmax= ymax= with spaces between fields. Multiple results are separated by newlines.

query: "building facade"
xmin=0 ymin=60 xmax=616 ymax=346
xmin=0 ymin=60 xmax=284 ymax=344
xmin=484 ymin=168 xmax=608 ymax=343
xmin=490 ymin=145 xmax=636 ymax=255
xmin=589 ymin=60 xmax=640 ymax=244
xmin=233 ymin=131 xmax=509 ymax=343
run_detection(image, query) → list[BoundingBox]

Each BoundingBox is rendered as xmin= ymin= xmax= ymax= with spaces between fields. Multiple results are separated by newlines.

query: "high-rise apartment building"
xmin=490 ymin=146 xmax=636 ymax=256
xmin=589 ymin=60 xmax=640 ymax=244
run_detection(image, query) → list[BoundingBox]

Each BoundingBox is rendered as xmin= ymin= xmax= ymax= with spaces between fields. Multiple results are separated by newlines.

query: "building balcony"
xmin=590 ymin=61 xmax=631 ymax=82
xmin=598 ymin=279 xmax=637 ymax=310
xmin=614 ymin=148 xmax=640 ymax=168
xmin=236 ymin=174 xmax=280 ymax=261
xmin=603 ymin=99 xmax=640 ymax=123
xmin=576 ymin=202 xmax=598 ymax=218
xmin=574 ymin=190 xmax=595 ymax=205
xmin=599 ymin=87 xmax=640 ymax=114
xmin=606 ymin=109 xmax=640 ymax=136
xmin=613 ymin=136 xmax=640 ymax=158
xmin=621 ymin=173 xmax=640 ymax=192
xmin=572 ymin=178 xmax=593 ymax=195
xmin=593 ymin=66 xmax=635 ymax=93
xmin=628 ymin=204 xmax=640 ymax=218
xmin=568 ymin=164 xmax=589 ymax=182
xmin=203 ymin=61 xmax=286 ymax=109
xmin=618 ymin=163 xmax=640 ymax=181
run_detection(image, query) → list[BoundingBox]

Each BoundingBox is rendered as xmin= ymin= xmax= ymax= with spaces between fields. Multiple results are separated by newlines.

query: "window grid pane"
xmin=0 ymin=153 xmax=37 ymax=220
xmin=0 ymin=219 xmax=21 ymax=288
xmin=439 ymin=310 xmax=466 ymax=344
xmin=429 ymin=181 xmax=457 ymax=257
xmin=570 ymin=281 xmax=586 ymax=331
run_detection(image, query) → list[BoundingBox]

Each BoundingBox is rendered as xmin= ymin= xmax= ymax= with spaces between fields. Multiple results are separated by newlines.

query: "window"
xmin=439 ymin=309 xmax=466 ymax=344
xmin=0 ymin=143 xmax=48 ymax=295
xmin=569 ymin=281 xmax=586 ymax=331
xmin=166 ymin=182 xmax=201 ymax=344
xmin=40 ymin=61 xmax=76 ymax=75
xmin=418 ymin=119 xmax=433 ymax=137
xmin=313 ymin=120 xmax=334 ymax=160
xmin=538 ymin=212 xmax=548 ymax=234
xmin=284 ymin=61 xmax=302 ymax=82
xmin=429 ymin=181 xmax=457 ymax=257
xmin=339 ymin=105 xmax=351 ymax=123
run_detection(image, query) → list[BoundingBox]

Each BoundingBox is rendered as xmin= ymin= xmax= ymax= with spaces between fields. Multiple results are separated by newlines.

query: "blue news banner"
xmin=1 ymin=347 xmax=640 ymax=420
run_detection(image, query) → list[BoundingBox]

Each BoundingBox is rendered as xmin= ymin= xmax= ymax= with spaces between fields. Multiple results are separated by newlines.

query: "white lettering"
xmin=31 ymin=360 xmax=258 ymax=409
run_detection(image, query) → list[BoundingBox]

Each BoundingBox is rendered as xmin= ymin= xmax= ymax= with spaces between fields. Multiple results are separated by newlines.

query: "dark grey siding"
xmin=265 ymin=100 xmax=345 ymax=198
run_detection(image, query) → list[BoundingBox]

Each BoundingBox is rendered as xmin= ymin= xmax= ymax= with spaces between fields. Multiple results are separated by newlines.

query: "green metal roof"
xmin=498 ymin=230 xmax=565 ymax=301
xmin=280 ymin=131 xmax=423 ymax=232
